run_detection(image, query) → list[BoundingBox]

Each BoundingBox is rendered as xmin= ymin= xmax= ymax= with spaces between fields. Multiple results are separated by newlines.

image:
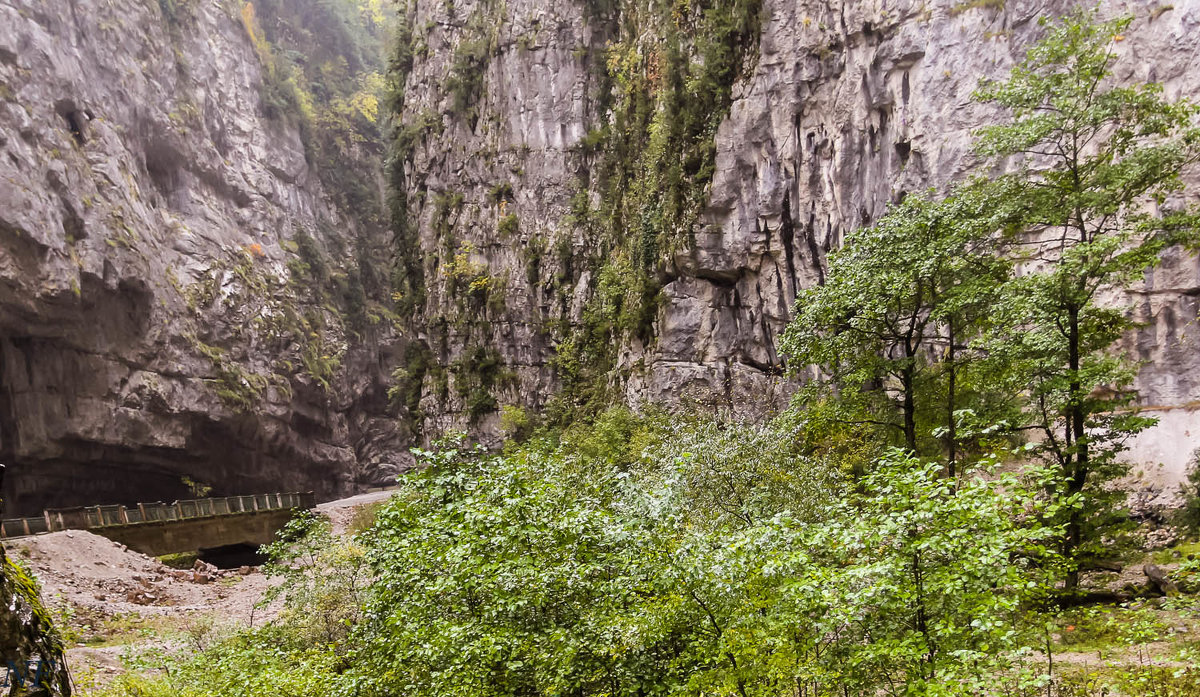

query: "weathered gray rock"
xmin=2 ymin=0 xmax=1198 ymax=512
xmin=394 ymin=0 xmax=1200 ymax=490
xmin=0 ymin=0 xmax=402 ymax=513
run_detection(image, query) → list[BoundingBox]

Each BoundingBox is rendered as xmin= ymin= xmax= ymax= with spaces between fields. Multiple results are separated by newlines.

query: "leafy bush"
xmin=497 ymin=213 xmax=519 ymax=238
xmin=348 ymin=428 xmax=1061 ymax=697
xmin=499 ymin=404 xmax=533 ymax=442
xmin=1176 ymin=450 xmax=1200 ymax=538
xmin=259 ymin=511 xmax=369 ymax=650
xmin=87 ymin=415 xmax=1075 ymax=697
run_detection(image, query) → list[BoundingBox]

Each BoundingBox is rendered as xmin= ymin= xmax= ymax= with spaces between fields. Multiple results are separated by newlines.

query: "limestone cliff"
xmin=388 ymin=0 xmax=1200 ymax=488
xmin=0 ymin=0 xmax=400 ymax=514
xmin=2 ymin=0 xmax=1198 ymax=514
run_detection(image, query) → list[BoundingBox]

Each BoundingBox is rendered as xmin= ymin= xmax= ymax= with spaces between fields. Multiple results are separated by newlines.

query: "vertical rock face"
xmin=389 ymin=0 xmax=591 ymax=437
xmin=393 ymin=0 xmax=1200 ymax=480
xmin=0 ymin=0 xmax=400 ymax=514
xmin=1 ymin=0 xmax=1197 ymax=510
xmin=698 ymin=0 xmax=1200 ymax=409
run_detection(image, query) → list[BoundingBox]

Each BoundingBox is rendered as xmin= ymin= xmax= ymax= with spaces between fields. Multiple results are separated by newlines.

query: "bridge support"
xmin=90 ymin=509 xmax=300 ymax=557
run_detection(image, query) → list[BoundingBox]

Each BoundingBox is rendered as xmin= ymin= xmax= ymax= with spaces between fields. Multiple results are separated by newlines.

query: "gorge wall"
xmin=2 ymin=0 xmax=1198 ymax=514
xmin=0 ymin=0 xmax=402 ymax=514
xmin=390 ymin=0 xmax=1200 ymax=493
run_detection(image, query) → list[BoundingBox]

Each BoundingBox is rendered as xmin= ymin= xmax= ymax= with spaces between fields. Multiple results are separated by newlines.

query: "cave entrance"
xmin=56 ymin=107 xmax=89 ymax=146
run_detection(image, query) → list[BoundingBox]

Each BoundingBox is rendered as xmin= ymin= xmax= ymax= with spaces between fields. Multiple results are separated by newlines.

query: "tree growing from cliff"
xmin=975 ymin=9 xmax=1200 ymax=587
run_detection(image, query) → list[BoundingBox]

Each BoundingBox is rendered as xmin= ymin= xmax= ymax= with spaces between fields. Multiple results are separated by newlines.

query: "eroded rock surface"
xmin=2 ymin=0 xmax=1199 ymax=511
xmin=0 ymin=0 xmax=401 ymax=513
xmin=393 ymin=0 xmax=1200 ymax=487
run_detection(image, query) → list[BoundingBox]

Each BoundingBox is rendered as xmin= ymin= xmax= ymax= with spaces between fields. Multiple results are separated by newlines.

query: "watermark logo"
xmin=1 ymin=656 xmax=54 ymax=692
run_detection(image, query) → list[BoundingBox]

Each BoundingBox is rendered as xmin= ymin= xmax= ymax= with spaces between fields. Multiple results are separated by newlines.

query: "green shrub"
xmin=497 ymin=213 xmax=519 ymax=237
xmin=499 ymin=404 xmax=533 ymax=442
xmin=488 ymin=182 xmax=514 ymax=202
xmin=445 ymin=34 xmax=491 ymax=126
xmin=350 ymin=433 xmax=1060 ymax=697
xmin=1176 ymin=450 xmax=1200 ymax=538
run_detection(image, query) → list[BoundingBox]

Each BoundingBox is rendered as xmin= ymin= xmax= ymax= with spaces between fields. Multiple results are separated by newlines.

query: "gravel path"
xmin=316 ymin=488 xmax=398 ymax=534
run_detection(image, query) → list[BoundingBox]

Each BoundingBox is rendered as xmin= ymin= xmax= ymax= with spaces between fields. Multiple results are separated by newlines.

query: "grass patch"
xmin=80 ymin=613 xmax=192 ymax=648
xmin=157 ymin=551 xmax=198 ymax=570
xmin=950 ymin=0 xmax=1005 ymax=15
xmin=1051 ymin=602 xmax=1171 ymax=656
xmin=348 ymin=501 xmax=386 ymax=535
xmin=1151 ymin=541 xmax=1200 ymax=565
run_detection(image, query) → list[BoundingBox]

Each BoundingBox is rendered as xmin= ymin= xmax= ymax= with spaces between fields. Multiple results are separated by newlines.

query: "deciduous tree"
xmin=975 ymin=9 xmax=1200 ymax=585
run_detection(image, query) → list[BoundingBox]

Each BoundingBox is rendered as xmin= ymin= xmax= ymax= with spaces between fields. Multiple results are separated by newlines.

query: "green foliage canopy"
xmin=973 ymin=9 xmax=1200 ymax=581
xmin=780 ymin=186 xmax=1017 ymax=465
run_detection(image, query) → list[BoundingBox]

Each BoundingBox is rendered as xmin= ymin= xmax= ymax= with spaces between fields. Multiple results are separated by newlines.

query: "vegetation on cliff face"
xmin=240 ymin=0 xmax=388 ymax=218
xmin=782 ymin=9 xmax=1200 ymax=590
xmin=169 ymin=245 xmax=347 ymax=410
xmin=384 ymin=2 xmax=424 ymax=321
xmin=237 ymin=0 xmax=395 ymax=325
xmin=549 ymin=0 xmax=764 ymax=421
xmin=0 ymin=551 xmax=72 ymax=696
xmin=380 ymin=0 xmax=764 ymax=430
xmin=148 ymin=0 xmax=397 ymax=413
xmin=384 ymin=1 xmax=514 ymax=430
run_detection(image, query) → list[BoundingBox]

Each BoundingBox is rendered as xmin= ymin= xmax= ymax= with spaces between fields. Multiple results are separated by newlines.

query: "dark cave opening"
xmin=197 ymin=542 xmax=267 ymax=569
xmin=1 ymin=459 xmax=195 ymax=517
xmin=60 ymin=109 xmax=87 ymax=146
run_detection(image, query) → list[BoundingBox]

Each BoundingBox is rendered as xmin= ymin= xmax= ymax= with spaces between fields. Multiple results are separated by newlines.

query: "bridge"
xmin=0 ymin=492 xmax=315 ymax=557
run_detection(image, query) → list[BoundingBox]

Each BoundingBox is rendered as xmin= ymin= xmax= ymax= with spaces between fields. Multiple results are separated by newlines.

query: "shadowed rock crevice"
xmin=55 ymin=101 xmax=88 ymax=146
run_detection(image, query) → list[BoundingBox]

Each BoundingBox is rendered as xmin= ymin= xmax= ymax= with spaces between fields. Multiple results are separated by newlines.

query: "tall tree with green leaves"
xmin=780 ymin=187 xmax=1013 ymax=468
xmin=975 ymin=9 xmax=1200 ymax=585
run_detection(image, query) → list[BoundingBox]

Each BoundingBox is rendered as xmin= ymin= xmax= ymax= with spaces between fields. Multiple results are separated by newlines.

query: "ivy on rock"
xmin=551 ymin=0 xmax=764 ymax=421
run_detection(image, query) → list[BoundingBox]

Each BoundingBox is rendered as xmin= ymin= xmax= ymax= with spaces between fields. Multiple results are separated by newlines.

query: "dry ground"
xmin=2 ymin=491 xmax=397 ymax=688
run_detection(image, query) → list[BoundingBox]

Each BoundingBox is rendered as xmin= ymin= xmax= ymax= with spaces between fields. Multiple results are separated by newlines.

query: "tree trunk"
xmin=946 ymin=319 xmax=957 ymax=478
xmin=902 ymin=365 xmax=917 ymax=453
xmin=1064 ymin=304 xmax=1088 ymax=591
xmin=912 ymin=549 xmax=934 ymax=680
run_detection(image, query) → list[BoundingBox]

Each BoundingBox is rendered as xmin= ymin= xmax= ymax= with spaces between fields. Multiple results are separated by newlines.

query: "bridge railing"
xmin=0 ymin=492 xmax=315 ymax=538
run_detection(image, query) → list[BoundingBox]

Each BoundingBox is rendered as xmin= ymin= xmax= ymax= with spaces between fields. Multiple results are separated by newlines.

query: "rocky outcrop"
xmin=2 ymin=0 xmax=1197 ymax=513
xmin=392 ymin=0 xmax=1200 ymax=484
xmin=0 ymin=0 xmax=400 ymax=514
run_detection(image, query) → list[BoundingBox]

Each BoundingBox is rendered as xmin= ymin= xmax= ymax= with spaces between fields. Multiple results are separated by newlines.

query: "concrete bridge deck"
xmin=0 ymin=492 xmax=315 ymax=557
